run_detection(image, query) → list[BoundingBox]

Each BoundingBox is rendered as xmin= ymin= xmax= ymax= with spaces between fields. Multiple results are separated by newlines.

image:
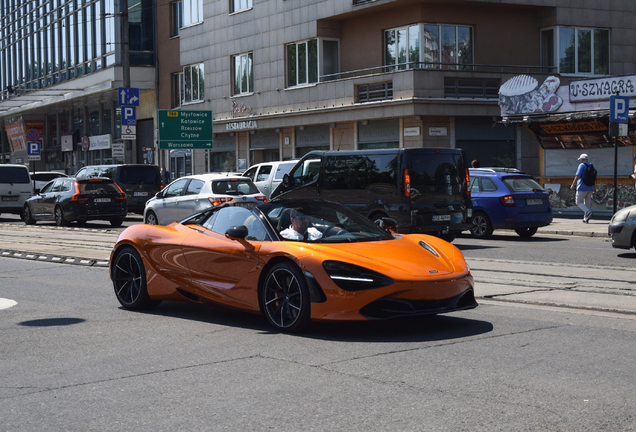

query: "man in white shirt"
xmin=280 ymin=209 xmax=322 ymax=241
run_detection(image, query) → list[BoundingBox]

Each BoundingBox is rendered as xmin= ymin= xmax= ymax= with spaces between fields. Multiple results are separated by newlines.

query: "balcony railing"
xmin=320 ymin=62 xmax=557 ymax=82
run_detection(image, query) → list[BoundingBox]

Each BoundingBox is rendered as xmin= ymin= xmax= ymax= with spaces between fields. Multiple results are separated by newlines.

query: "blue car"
xmin=468 ymin=168 xmax=552 ymax=239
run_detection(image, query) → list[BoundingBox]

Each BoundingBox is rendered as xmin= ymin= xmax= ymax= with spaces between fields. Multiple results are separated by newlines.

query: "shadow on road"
xmin=128 ymin=302 xmax=492 ymax=343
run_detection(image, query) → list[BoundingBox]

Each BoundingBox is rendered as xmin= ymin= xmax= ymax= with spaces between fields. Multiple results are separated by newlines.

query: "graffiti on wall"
xmin=545 ymin=183 xmax=636 ymax=211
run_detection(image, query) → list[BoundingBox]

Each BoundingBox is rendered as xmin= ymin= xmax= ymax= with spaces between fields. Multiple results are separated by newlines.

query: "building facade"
xmin=0 ymin=0 xmax=157 ymax=174
xmin=157 ymin=0 xmax=635 ymax=189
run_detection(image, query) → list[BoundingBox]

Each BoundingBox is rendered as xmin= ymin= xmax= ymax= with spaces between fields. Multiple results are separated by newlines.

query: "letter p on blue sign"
xmin=610 ymin=95 xmax=630 ymax=123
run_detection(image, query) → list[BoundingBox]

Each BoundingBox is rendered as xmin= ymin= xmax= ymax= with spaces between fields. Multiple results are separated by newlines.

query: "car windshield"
xmin=258 ymin=200 xmax=394 ymax=243
xmin=119 ymin=166 xmax=160 ymax=185
xmin=78 ymin=181 xmax=121 ymax=194
xmin=0 ymin=167 xmax=30 ymax=183
xmin=502 ymin=176 xmax=545 ymax=192
xmin=211 ymin=179 xmax=260 ymax=195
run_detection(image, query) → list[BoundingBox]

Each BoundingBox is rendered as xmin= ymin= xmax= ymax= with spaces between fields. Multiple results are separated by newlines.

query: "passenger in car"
xmin=280 ymin=209 xmax=323 ymax=241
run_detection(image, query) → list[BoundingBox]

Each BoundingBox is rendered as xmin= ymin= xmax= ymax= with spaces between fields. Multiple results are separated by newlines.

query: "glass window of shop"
xmin=88 ymin=106 xmax=100 ymax=136
xmin=358 ymin=120 xmax=399 ymax=150
xmin=295 ymin=125 xmax=330 ymax=157
xmin=207 ymin=134 xmax=236 ymax=172
xmin=455 ymin=117 xmax=516 ymax=168
xmin=250 ymin=130 xmax=280 ymax=162
xmin=102 ymin=102 xmax=112 ymax=135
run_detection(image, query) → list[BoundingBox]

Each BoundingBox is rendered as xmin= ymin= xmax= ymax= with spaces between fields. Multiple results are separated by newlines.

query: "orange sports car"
xmin=110 ymin=199 xmax=476 ymax=332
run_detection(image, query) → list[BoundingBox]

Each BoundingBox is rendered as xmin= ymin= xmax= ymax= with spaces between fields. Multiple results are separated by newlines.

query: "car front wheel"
xmin=145 ymin=210 xmax=158 ymax=225
xmin=112 ymin=246 xmax=161 ymax=310
xmin=515 ymin=227 xmax=538 ymax=238
xmin=471 ymin=212 xmax=493 ymax=239
xmin=260 ymin=262 xmax=311 ymax=333
xmin=23 ymin=205 xmax=36 ymax=225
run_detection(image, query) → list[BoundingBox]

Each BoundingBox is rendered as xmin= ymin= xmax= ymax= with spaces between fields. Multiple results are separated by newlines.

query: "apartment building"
xmin=159 ymin=0 xmax=635 ymax=187
xmin=0 ymin=0 xmax=157 ymax=174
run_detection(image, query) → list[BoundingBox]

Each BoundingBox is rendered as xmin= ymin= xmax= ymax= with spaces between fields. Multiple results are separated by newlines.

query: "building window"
xmin=172 ymin=72 xmax=184 ymax=108
xmin=233 ymin=52 xmax=253 ymax=95
xmin=286 ymin=39 xmax=339 ymax=87
xmin=231 ymin=0 xmax=252 ymax=13
xmin=183 ymin=0 xmax=203 ymax=27
xmin=182 ymin=63 xmax=204 ymax=104
xmin=385 ymin=23 xmax=472 ymax=70
xmin=171 ymin=1 xmax=183 ymax=36
xmin=541 ymin=27 xmax=609 ymax=75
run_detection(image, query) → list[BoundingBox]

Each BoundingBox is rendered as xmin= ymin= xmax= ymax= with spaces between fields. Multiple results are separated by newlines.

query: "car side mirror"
xmin=34 ymin=188 xmax=41 ymax=195
xmin=225 ymin=225 xmax=248 ymax=240
xmin=283 ymin=173 xmax=290 ymax=188
xmin=155 ymin=191 xmax=163 ymax=199
xmin=379 ymin=217 xmax=398 ymax=232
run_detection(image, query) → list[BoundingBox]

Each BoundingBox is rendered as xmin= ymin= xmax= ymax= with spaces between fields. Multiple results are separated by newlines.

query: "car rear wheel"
xmin=55 ymin=206 xmax=69 ymax=227
xmin=515 ymin=227 xmax=538 ymax=238
xmin=471 ymin=212 xmax=493 ymax=239
xmin=145 ymin=210 xmax=158 ymax=225
xmin=112 ymin=246 xmax=161 ymax=310
xmin=260 ymin=262 xmax=311 ymax=333
xmin=23 ymin=205 xmax=36 ymax=225
xmin=110 ymin=217 xmax=125 ymax=227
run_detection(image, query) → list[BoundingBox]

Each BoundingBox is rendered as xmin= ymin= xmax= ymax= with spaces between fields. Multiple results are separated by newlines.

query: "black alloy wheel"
xmin=110 ymin=217 xmax=125 ymax=227
xmin=515 ymin=227 xmax=538 ymax=238
xmin=260 ymin=262 xmax=311 ymax=332
xmin=55 ymin=206 xmax=69 ymax=227
xmin=111 ymin=246 xmax=161 ymax=310
xmin=470 ymin=211 xmax=493 ymax=239
xmin=23 ymin=205 xmax=36 ymax=225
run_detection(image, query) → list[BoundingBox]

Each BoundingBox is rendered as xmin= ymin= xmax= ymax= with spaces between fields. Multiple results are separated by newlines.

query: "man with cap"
xmin=570 ymin=153 xmax=594 ymax=223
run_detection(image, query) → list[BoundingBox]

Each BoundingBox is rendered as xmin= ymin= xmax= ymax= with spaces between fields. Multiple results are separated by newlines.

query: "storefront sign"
xmin=540 ymin=121 xmax=607 ymax=134
xmin=61 ymin=135 xmax=74 ymax=152
xmin=570 ymin=75 xmax=636 ymax=102
xmin=89 ymin=134 xmax=112 ymax=151
xmin=296 ymin=126 xmax=329 ymax=147
xmin=403 ymin=127 xmax=421 ymax=137
xmin=358 ymin=119 xmax=400 ymax=144
xmin=5 ymin=117 xmax=26 ymax=152
xmin=112 ymin=142 xmax=125 ymax=159
xmin=226 ymin=120 xmax=257 ymax=131
xmin=250 ymin=130 xmax=279 ymax=150
xmin=428 ymin=127 xmax=446 ymax=136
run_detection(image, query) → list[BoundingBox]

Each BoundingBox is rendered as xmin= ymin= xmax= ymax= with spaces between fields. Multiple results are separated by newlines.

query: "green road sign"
xmin=158 ymin=110 xmax=213 ymax=150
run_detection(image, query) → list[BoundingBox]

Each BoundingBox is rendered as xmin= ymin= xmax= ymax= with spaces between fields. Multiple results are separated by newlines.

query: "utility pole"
xmin=121 ymin=0 xmax=131 ymax=162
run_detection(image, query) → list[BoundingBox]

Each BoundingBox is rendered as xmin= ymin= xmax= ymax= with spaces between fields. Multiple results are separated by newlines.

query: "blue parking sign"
xmin=122 ymin=106 xmax=137 ymax=125
xmin=27 ymin=141 xmax=41 ymax=155
xmin=610 ymin=95 xmax=630 ymax=123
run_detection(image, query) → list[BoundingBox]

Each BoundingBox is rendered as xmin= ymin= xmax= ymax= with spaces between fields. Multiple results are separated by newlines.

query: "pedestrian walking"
xmin=631 ymin=154 xmax=636 ymax=188
xmin=570 ymin=153 xmax=595 ymax=223
xmin=471 ymin=159 xmax=480 ymax=168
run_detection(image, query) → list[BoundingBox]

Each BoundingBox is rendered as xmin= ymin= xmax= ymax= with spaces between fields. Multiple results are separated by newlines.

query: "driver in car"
xmin=280 ymin=209 xmax=323 ymax=241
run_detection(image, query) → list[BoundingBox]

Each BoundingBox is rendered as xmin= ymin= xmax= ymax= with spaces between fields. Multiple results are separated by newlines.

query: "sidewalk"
xmin=537 ymin=214 xmax=610 ymax=238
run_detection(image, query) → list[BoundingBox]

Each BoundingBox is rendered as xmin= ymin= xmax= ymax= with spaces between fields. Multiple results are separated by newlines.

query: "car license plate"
xmin=527 ymin=199 xmax=543 ymax=205
xmin=94 ymin=198 xmax=112 ymax=203
xmin=1 ymin=196 xmax=18 ymax=201
xmin=133 ymin=192 xmax=148 ymax=197
xmin=432 ymin=214 xmax=451 ymax=222
xmin=234 ymin=202 xmax=255 ymax=210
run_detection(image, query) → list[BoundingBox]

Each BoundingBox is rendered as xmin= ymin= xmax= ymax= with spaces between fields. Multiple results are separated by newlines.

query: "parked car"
xmin=608 ymin=204 xmax=636 ymax=250
xmin=23 ymin=177 xmax=127 ymax=227
xmin=270 ymin=148 xmax=473 ymax=241
xmin=468 ymin=168 xmax=552 ymax=238
xmin=111 ymin=199 xmax=477 ymax=333
xmin=143 ymin=173 xmax=266 ymax=225
xmin=75 ymin=164 xmax=162 ymax=214
xmin=0 ymin=164 xmax=32 ymax=218
xmin=31 ymin=171 xmax=68 ymax=191
xmin=243 ymin=160 xmax=298 ymax=200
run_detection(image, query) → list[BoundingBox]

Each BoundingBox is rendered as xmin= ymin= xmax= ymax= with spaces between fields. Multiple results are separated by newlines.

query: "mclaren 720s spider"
xmin=110 ymin=199 xmax=477 ymax=332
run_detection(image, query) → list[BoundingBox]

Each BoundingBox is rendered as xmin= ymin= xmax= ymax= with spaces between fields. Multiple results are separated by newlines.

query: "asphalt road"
xmin=1 ymin=257 xmax=636 ymax=431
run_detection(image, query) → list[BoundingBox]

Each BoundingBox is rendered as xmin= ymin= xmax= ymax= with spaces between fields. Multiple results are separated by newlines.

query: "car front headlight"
xmin=323 ymin=261 xmax=394 ymax=291
xmin=612 ymin=209 xmax=631 ymax=223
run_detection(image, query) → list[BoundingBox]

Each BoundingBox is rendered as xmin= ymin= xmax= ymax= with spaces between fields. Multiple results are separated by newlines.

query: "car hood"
xmin=302 ymin=234 xmax=467 ymax=278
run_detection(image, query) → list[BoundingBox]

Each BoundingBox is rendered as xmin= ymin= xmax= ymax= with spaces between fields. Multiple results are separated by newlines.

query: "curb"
xmin=0 ymin=250 xmax=110 ymax=268
xmin=539 ymin=229 xmax=610 ymax=237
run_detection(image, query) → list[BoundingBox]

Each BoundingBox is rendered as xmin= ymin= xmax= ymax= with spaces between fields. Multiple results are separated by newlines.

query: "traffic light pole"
xmin=121 ymin=0 xmax=131 ymax=163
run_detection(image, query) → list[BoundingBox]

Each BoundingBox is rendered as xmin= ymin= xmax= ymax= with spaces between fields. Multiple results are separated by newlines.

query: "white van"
xmin=0 ymin=164 xmax=33 ymax=218
xmin=243 ymin=160 xmax=298 ymax=200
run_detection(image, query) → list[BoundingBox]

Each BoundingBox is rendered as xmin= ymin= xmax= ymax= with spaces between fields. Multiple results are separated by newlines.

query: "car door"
xmin=30 ymin=181 xmax=54 ymax=217
xmin=156 ymin=178 xmax=188 ymax=225
xmin=181 ymin=206 xmax=263 ymax=310
xmin=253 ymin=164 xmax=273 ymax=196
xmin=175 ymin=178 xmax=205 ymax=220
xmin=38 ymin=179 xmax=64 ymax=219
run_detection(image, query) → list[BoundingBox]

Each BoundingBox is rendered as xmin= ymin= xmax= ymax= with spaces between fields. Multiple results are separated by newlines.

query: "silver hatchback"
xmin=143 ymin=173 xmax=266 ymax=225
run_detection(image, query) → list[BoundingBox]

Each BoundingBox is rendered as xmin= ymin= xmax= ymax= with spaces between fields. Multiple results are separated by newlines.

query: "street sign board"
xmin=158 ymin=110 xmax=213 ymax=150
xmin=118 ymin=87 xmax=140 ymax=106
xmin=122 ymin=106 xmax=137 ymax=125
xmin=112 ymin=142 xmax=125 ymax=159
xmin=610 ymin=95 xmax=630 ymax=123
xmin=27 ymin=141 xmax=41 ymax=156
xmin=121 ymin=125 xmax=136 ymax=140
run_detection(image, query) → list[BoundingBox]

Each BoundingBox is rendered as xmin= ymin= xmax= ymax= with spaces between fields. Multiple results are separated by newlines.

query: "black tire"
xmin=370 ymin=212 xmax=388 ymax=226
xmin=515 ymin=227 xmax=538 ymax=238
xmin=110 ymin=217 xmax=125 ymax=227
xmin=145 ymin=210 xmax=158 ymax=225
xmin=260 ymin=262 xmax=311 ymax=333
xmin=471 ymin=211 xmax=493 ymax=239
xmin=55 ymin=206 xmax=69 ymax=227
xmin=111 ymin=246 xmax=161 ymax=310
xmin=23 ymin=205 xmax=36 ymax=225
